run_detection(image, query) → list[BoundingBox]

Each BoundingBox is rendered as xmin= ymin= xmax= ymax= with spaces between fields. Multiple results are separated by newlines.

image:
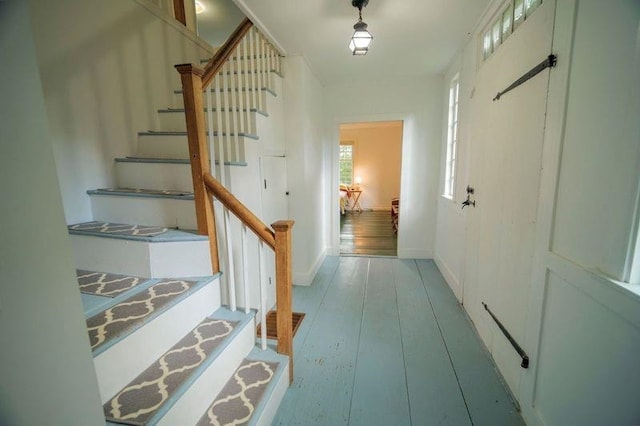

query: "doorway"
xmin=338 ymin=121 xmax=403 ymax=256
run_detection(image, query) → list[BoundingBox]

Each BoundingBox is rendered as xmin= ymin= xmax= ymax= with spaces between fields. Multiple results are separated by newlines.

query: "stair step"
xmin=93 ymin=276 xmax=221 ymax=403
xmin=87 ymin=187 xmax=196 ymax=230
xmin=69 ymin=220 xmax=168 ymax=239
xmin=88 ymin=187 xmax=194 ymax=199
xmin=87 ymin=277 xmax=207 ymax=355
xmin=114 ymin=158 xmax=247 ymax=193
xmin=136 ymin=131 xmax=257 ymax=161
xmin=104 ymin=308 xmax=256 ymax=425
xmin=77 ymin=269 xmax=155 ymax=318
xmin=172 ymin=87 xmax=272 ymax=111
xmin=69 ymin=222 xmax=211 ymax=278
xmin=196 ymin=347 xmax=289 ymax=426
xmin=155 ymin=107 xmax=264 ymax=133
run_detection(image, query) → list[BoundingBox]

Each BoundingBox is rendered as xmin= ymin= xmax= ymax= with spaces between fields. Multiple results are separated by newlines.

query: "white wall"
xmin=325 ymin=76 xmax=444 ymax=259
xmin=340 ymin=122 xmax=403 ymax=211
xmin=283 ymin=56 xmax=326 ymax=285
xmin=434 ymin=52 xmax=468 ymax=301
xmin=197 ymin=0 xmax=246 ymax=47
xmin=29 ymin=0 xmax=213 ymax=224
xmin=0 ymin=1 xmax=103 ymax=423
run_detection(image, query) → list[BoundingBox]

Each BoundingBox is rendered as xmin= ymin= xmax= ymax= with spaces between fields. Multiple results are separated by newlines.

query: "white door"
xmin=259 ymin=156 xmax=288 ymax=309
xmin=462 ymin=1 xmax=555 ymax=400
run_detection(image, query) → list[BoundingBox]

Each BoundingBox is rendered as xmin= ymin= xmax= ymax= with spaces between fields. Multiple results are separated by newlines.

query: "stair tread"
xmin=115 ymin=156 xmax=191 ymax=164
xmin=69 ymin=220 xmax=205 ymax=242
xmin=173 ymin=86 xmax=277 ymax=96
xmin=87 ymin=187 xmax=195 ymax=200
xmin=103 ymin=308 xmax=253 ymax=425
xmin=196 ymin=348 xmax=286 ymax=426
xmin=138 ymin=130 xmax=259 ymax=140
xmin=117 ymin=157 xmax=248 ymax=167
xmin=87 ymin=277 xmax=213 ymax=356
xmin=158 ymin=106 xmax=268 ymax=117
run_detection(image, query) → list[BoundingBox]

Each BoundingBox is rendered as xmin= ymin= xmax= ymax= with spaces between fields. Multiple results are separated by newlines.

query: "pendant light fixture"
xmin=349 ymin=0 xmax=373 ymax=55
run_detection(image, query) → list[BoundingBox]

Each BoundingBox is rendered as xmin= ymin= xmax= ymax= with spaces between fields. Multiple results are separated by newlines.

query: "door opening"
xmin=338 ymin=121 xmax=403 ymax=256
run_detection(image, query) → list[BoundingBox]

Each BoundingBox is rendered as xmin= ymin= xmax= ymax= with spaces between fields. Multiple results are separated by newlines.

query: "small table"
xmin=349 ymin=189 xmax=363 ymax=213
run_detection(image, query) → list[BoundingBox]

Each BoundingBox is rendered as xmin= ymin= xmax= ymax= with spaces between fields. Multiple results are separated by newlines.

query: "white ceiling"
xmin=198 ymin=0 xmax=492 ymax=85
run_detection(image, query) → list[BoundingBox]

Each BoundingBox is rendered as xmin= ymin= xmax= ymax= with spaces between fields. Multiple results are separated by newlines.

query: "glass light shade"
xmin=349 ymin=21 xmax=372 ymax=55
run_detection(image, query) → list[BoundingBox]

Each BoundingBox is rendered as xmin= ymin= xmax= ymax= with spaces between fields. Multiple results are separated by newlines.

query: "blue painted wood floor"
xmin=273 ymin=257 xmax=525 ymax=426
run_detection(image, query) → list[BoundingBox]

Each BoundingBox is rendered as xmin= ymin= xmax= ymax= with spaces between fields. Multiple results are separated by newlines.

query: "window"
xmin=482 ymin=0 xmax=542 ymax=61
xmin=339 ymin=143 xmax=354 ymax=185
xmin=443 ymin=76 xmax=460 ymax=200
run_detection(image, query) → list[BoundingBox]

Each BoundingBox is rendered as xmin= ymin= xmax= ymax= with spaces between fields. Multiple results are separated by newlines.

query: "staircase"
xmin=68 ymin=21 xmax=291 ymax=425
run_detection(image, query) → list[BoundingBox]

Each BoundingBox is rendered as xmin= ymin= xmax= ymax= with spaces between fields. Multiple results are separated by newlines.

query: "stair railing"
xmin=175 ymin=19 xmax=293 ymax=382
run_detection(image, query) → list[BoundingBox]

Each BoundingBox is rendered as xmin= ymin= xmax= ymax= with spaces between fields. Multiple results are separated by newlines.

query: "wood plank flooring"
xmin=340 ymin=211 xmax=397 ymax=256
xmin=273 ymin=257 xmax=525 ymax=426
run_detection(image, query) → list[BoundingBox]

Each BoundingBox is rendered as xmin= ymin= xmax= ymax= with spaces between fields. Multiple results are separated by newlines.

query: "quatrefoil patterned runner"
xmin=197 ymin=359 xmax=279 ymax=426
xmin=86 ymin=279 xmax=197 ymax=351
xmin=104 ymin=318 xmax=238 ymax=425
xmin=68 ymin=221 xmax=168 ymax=237
xmin=76 ymin=270 xmax=146 ymax=297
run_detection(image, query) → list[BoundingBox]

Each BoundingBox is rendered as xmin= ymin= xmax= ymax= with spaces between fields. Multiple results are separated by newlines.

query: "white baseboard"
xmin=434 ymin=256 xmax=463 ymax=302
xmin=397 ymin=248 xmax=432 ymax=259
xmin=292 ymin=249 xmax=326 ymax=286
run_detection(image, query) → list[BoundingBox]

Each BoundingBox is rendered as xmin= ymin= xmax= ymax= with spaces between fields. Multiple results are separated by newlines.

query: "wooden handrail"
xmin=203 ymin=173 xmax=276 ymax=249
xmin=202 ymin=18 xmax=254 ymax=87
xmin=176 ymin=18 xmax=293 ymax=382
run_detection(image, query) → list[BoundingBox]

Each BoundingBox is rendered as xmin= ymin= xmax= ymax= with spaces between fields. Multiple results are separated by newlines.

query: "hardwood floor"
xmin=273 ymin=257 xmax=525 ymax=426
xmin=340 ymin=210 xmax=397 ymax=256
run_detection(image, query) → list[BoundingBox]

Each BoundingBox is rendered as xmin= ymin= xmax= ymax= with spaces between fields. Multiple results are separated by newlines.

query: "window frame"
xmin=339 ymin=142 xmax=354 ymax=186
xmin=443 ymin=75 xmax=460 ymax=201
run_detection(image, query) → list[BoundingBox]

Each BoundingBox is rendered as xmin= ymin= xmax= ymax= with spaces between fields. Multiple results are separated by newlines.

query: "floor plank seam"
xmin=347 ymin=257 xmax=370 ymax=425
xmin=393 ymin=261 xmax=414 ymax=426
xmin=414 ymin=260 xmax=475 ymax=426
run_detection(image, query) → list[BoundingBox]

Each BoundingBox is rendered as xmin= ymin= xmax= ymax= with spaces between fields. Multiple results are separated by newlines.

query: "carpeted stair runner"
xmin=77 ymin=270 xmax=147 ymax=297
xmin=104 ymin=317 xmax=238 ymax=425
xmin=87 ymin=278 xmax=200 ymax=353
xmin=197 ymin=358 xmax=279 ymax=426
xmin=69 ymin=221 xmax=168 ymax=238
xmin=88 ymin=187 xmax=194 ymax=198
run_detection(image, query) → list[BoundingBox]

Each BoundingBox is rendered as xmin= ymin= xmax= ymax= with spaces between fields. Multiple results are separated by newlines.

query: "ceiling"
xmin=197 ymin=0 xmax=492 ymax=85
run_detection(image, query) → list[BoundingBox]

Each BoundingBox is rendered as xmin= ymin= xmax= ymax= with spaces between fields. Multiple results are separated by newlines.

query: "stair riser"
xmin=70 ymin=234 xmax=212 ymax=277
xmin=93 ymin=279 xmax=221 ymax=403
xmin=137 ymin=133 xmax=252 ymax=164
xmin=116 ymin=161 xmax=193 ymax=192
xmin=156 ymin=317 xmax=256 ymax=425
xmin=155 ymin=109 xmax=257 ymax=134
xmin=90 ymin=194 xmax=197 ymax=229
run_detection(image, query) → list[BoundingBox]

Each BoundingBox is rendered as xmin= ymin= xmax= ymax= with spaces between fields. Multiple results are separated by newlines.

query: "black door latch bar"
xmin=493 ymin=54 xmax=557 ymax=101
xmin=482 ymin=302 xmax=530 ymax=368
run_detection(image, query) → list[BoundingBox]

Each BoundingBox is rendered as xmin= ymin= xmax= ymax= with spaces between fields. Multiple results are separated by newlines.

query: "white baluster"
xmin=227 ymin=57 xmax=240 ymax=163
xmin=221 ymin=61 xmax=233 ymax=165
xmin=241 ymin=36 xmax=254 ymax=135
xmin=241 ymin=224 xmax=250 ymax=314
xmin=214 ymin=74 xmax=224 ymax=177
xmin=248 ymin=29 xmax=259 ymax=112
xmin=224 ymin=209 xmax=236 ymax=311
xmin=258 ymin=240 xmax=267 ymax=350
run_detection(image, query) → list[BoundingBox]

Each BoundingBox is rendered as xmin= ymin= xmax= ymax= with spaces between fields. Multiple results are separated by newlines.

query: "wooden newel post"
xmin=175 ymin=63 xmax=220 ymax=274
xmin=272 ymin=220 xmax=295 ymax=383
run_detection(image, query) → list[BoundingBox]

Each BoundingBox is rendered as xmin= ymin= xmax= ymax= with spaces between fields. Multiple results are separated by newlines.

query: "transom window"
xmin=483 ymin=0 xmax=542 ymax=60
xmin=443 ymin=76 xmax=460 ymax=200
